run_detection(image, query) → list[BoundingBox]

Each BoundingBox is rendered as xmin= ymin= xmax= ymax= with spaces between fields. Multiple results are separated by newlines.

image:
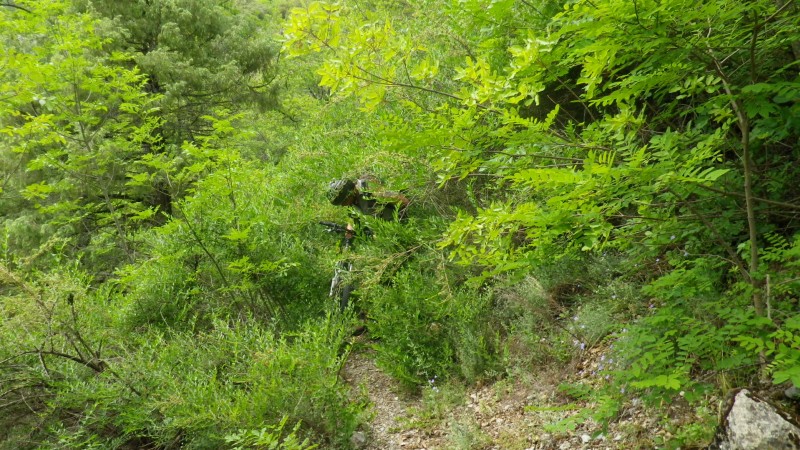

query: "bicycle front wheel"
xmin=339 ymin=283 xmax=354 ymax=312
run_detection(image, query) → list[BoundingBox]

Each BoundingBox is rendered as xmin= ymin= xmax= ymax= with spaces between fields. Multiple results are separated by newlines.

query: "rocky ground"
xmin=341 ymin=345 xmax=711 ymax=450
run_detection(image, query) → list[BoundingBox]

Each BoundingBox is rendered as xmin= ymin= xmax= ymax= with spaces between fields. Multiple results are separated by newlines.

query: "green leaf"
xmin=224 ymin=228 xmax=251 ymax=242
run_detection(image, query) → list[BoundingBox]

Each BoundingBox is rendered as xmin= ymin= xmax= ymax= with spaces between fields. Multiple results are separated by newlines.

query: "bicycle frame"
xmin=319 ymin=221 xmax=355 ymax=311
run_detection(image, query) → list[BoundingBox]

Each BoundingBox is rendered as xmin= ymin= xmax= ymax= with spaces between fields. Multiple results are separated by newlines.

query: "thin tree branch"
xmin=0 ymin=2 xmax=32 ymax=13
xmin=692 ymin=182 xmax=800 ymax=211
xmin=669 ymin=188 xmax=751 ymax=283
xmin=481 ymin=150 xmax=584 ymax=163
xmin=172 ymin=202 xmax=234 ymax=295
xmin=0 ymin=394 xmax=51 ymax=410
xmin=518 ymin=0 xmax=548 ymax=20
xmin=28 ymin=350 xmax=105 ymax=373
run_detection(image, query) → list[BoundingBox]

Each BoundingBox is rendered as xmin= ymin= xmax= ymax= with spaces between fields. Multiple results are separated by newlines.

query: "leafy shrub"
xmin=367 ymin=267 xmax=457 ymax=388
xmin=400 ymin=380 xmax=466 ymax=430
xmin=0 ymin=264 xmax=135 ymax=447
xmin=739 ymin=314 xmax=800 ymax=387
xmin=366 ymin=263 xmax=500 ymax=388
xmin=494 ymin=253 xmax=638 ymax=371
xmin=446 ymin=414 xmax=491 ymax=450
xmin=570 ymin=301 xmax=617 ymax=347
xmin=605 ymin=261 xmax=773 ymax=404
xmin=535 ymin=241 xmax=800 ymax=445
xmin=224 ymin=416 xmax=318 ymax=450
xmin=492 ymin=276 xmax=573 ymax=368
xmin=609 ymin=233 xmax=800 ymax=403
xmin=119 ymin=165 xmax=331 ymax=333
xmin=5 ymin=311 xmax=361 ymax=449
xmin=112 ymin=319 xmax=360 ymax=449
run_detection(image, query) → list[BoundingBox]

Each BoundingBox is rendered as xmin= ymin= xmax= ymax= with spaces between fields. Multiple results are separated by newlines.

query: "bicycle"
xmin=319 ymin=221 xmax=356 ymax=312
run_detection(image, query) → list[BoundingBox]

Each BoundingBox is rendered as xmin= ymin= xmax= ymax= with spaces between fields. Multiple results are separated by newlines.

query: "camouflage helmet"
xmin=327 ymin=179 xmax=356 ymax=205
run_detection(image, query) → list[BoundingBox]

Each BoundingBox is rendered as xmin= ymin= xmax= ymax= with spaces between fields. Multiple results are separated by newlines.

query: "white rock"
xmin=712 ymin=389 xmax=800 ymax=450
xmin=581 ymin=433 xmax=591 ymax=443
xmin=350 ymin=431 xmax=368 ymax=448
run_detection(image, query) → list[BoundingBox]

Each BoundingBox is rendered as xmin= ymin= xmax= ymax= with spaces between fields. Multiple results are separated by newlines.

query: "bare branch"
xmin=692 ymin=182 xmax=800 ymax=211
xmin=27 ymin=350 xmax=106 ymax=373
xmin=0 ymin=2 xmax=32 ymax=13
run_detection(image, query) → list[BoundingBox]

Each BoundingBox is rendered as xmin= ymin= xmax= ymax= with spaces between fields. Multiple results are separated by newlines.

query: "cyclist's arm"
xmin=374 ymin=190 xmax=408 ymax=204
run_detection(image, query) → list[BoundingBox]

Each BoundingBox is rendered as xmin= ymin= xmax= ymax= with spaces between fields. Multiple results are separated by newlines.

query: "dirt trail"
xmin=341 ymin=349 xmax=432 ymax=449
xmin=341 ymin=346 xmax=689 ymax=450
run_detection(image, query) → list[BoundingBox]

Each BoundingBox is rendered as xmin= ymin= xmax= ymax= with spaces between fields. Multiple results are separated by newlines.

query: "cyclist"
xmin=323 ymin=175 xmax=409 ymax=316
xmin=326 ymin=175 xmax=409 ymax=222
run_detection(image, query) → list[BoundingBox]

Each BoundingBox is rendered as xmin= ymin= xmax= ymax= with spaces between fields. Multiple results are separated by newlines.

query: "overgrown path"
xmin=342 ymin=347 xmax=689 ymax=449
xmin=342 ymin=349 xmax=429 ymax=449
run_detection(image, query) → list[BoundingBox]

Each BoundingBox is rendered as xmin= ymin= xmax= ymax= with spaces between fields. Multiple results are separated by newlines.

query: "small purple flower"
xmin=579 ymin=342 xmax=586 ymax=351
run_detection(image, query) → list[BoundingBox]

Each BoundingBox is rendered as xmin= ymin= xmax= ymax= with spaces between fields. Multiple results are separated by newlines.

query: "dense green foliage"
xmin=1 ymin=0 xmax=799 ymax=448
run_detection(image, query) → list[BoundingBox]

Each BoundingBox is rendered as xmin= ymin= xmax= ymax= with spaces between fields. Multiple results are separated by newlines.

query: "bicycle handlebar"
xmin=319 ymin=221 xmax=373 ymax=238
xmin=319 ymin=221 xmax=348 ymax=233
